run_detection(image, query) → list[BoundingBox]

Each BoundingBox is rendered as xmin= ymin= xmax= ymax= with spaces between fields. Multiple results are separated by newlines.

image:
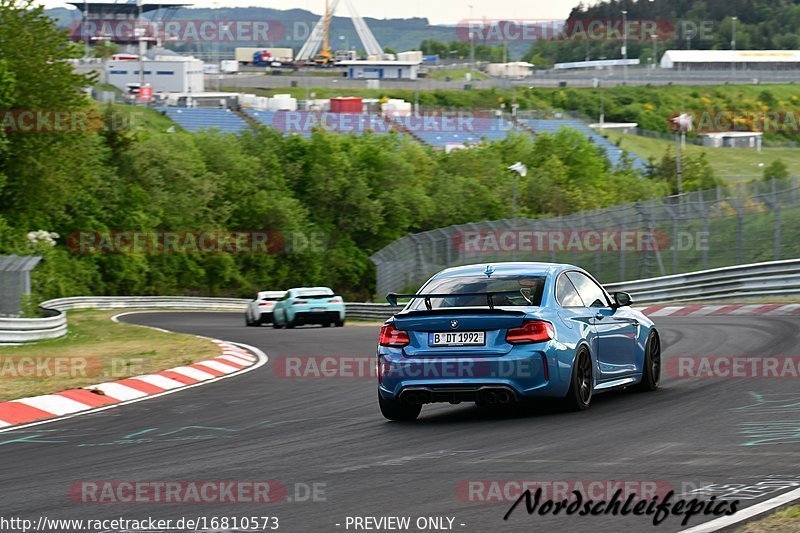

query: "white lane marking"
xmin=217 ymin=354 xmax=253 ymax=366
xmin=134 ymin=374 xmax=185 ymax=390
xmin=678 ymin=486 xmax=800 ymax=533
xmin=731 ymin=304 xmax=769 ymax=315
xmin=768 ymin=304 xmax=800 ymax=315
xmin=0 ymin=340 xmax=268 ymax=433
xmin=195 ymin=360 xmax=239 ymax=374
xmin=90 ymin=382 xmax=149 ymax=401
xmin=169 ymin=366 xmax=216 ymax=381
xmin=224 ymin=350 xmax=256 ymax=361
xmin=688 ymin=305 xmax=727 ymax=316
xmin=15 ymin=395 xmax=90 ymax=416
xmin=649 ymin=306 xmax=685 ymax=317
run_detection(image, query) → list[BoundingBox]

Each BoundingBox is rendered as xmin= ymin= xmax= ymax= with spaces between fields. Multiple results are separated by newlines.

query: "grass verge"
xmin=0 ymin=310 xmax=220 ymax=401
xmin=738 ymin=504 xmax=800 ymax=532
xmin=605 ymin=131 xmax=800 ymax=184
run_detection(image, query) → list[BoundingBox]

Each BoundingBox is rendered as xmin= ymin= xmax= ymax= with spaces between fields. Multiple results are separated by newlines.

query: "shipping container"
xmin=330 ymin=97 xmax=364 ymax=114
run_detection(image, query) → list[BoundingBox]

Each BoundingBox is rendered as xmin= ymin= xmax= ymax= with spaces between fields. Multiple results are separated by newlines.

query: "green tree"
xmin=763 ymin=159 xmax=790 ymax=182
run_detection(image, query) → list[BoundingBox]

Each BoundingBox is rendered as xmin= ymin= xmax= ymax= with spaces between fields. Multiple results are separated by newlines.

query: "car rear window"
xmin=407 ymin=276 xmax=546 ymax=310
xmin=295 ymin=289 xmax=334 ymax=298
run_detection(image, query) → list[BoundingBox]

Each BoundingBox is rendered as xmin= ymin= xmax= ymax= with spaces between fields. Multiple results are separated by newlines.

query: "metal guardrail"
xmin=2 ymin=260 xmax=798 ymax=342
xmin=0 ymin=297 xmax=251 ymax=343
xmin=40 ymin=296 xmax=250 ymax=312
xmin=607 ymin=258 xmax=800 ymax=304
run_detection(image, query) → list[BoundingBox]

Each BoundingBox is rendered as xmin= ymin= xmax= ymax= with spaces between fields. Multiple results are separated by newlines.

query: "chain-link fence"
xmin=371 ymin=177 xmax=800 ymax=298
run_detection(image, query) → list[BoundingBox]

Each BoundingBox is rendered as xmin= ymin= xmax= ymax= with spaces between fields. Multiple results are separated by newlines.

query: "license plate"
xmin=312 ymin=307 xmax=326 ymax=313
xmin=428 ymin=331 xmax=485 ymax=347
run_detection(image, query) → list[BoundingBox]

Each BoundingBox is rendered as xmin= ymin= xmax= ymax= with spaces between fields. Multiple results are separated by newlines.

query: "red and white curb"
xmin=637 ymin=303 xmax=800 ymax=317
xmin=0 ymin=339 xmax=266 ymax=432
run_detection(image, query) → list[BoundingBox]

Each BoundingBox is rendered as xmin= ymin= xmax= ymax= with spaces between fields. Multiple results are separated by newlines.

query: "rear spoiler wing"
xmin=386 ymin=290 xmax=532 ymax=311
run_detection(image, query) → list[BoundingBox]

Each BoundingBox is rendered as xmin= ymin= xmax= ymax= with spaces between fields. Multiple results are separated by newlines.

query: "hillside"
xmin=45 ymin=6 xmax=531 ymax=59
xmin=525 ymin=0 xmax=800 ymax=65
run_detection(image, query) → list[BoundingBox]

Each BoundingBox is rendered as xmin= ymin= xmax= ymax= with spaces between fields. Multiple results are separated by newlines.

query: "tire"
xmin=379 ymin=393 xmax=421 ymax=422
xmin=564 ymin=347 xmax=593 ymax=411
xmin=634 ymin=331 xmax=661 ymax=392
xmin=285 ymin=318 xmax=296 ymax=329
xmin=245 ymin=314 xmax=256 ymax=327
xmin=272 ymin=319 xmax=284 ymax=330
xmin=335 ymin=319 xmax=345 ymax=328
xmin=322 ymin=322 xmax=331 ymax=328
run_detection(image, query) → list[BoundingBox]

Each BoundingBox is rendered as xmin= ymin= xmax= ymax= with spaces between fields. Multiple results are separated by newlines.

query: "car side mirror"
xmin=612 ymin=292 xmax=633 ymax=309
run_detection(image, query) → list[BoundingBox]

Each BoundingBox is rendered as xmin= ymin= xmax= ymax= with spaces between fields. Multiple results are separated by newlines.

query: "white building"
xmin=107 ymin=56 xmax=205 ymax=93
xmin=340 ymin=60 xmax=421 ymax=80
xmin=661 ymin=50 xmax=800 ymax=70
xmin=701 ymin=132 xmax=763 ymax=150
xmin=486 ymin=62 xmax=535 ymax=79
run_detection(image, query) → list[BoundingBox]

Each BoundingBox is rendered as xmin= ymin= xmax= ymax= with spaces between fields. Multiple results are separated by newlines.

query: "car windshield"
xmin=406 ymin=276 xmax=546 ymax=310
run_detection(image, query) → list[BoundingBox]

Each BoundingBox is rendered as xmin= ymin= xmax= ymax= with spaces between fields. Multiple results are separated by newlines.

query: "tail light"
xmin=328 ymin=297 xmax=342 ymax=303
xmin=259 ymin=302 xmax=274 ymax=307
xmin=506 ymin=320 xmax=554 ymax=345
xmin=379 ymin=324 xmax=410 ymax=348
xmin=293 ymin=300 xmax=308 ymax=306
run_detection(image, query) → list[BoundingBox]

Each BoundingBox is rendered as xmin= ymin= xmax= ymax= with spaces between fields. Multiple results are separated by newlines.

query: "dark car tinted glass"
xmin=408 ymin=276 xmax=546 ymax=310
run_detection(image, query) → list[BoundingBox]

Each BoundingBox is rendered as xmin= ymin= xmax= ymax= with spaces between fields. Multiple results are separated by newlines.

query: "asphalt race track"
xmin=2 ymin=312 xmax=799 ymax=533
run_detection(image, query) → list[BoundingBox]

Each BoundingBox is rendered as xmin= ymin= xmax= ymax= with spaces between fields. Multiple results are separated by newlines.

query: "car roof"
xmin=433 ymin=262 xmax=577 ymax=279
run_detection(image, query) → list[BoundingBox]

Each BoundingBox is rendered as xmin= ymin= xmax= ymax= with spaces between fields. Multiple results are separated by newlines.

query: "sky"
xmin=39 ymin=0 xmax=600 ymax=25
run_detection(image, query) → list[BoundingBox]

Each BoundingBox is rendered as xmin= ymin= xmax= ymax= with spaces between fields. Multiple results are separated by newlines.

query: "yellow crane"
xmin=313 ymin=0 xmax=334 ymax=66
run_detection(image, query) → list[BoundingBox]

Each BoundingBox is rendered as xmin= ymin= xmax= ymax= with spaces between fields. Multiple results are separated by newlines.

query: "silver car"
xmin=245 ymin=291 xmax=287 ymax=326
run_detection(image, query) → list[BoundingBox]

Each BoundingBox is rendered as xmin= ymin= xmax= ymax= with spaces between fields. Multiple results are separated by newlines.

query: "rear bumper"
xmin=385 ymin=384 xmax=520 ymax=405
xmin=377 ymin=346 xmax=562 ymax=400
xmin=292 ymin=311 xmax=342 ymax=325
xmin=256 ymin=312 xmax=274 ymax=323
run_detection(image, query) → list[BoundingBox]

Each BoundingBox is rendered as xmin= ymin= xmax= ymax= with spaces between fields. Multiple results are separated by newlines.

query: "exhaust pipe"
xmin=478 ymin=388 xmax=515 ymax=405
xmin=402 ymin=390 xmax=431 ymax=405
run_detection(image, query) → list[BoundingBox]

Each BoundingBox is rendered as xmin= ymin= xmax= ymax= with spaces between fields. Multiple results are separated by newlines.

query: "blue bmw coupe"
xmin=377 ymin=262 xmax=661 ymax=421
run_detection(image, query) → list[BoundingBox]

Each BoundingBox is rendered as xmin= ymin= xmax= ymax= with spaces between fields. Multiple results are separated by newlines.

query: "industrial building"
xmin=661 ymin=50 xmax=800 ymax=70
xmin=486 ymin=62 xmax=535 ymax=79
xmin=340 ymin=60 xmax=421 ymax=80
xmin=107 ymin=56 xmax=204 ymax=93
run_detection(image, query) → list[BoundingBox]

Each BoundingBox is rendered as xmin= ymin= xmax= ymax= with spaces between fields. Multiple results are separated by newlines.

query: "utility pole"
xmin=469 ymin=5 xmax=475 ymax=76
xmin=137 ymin=0 xmax=145 ymax=99
xmin=652 ymin=34 xmax=658 ymax=69
xmin=731 ymin=16 xmax=738 ymax=75
xmin=83 ymin=0 xmax=90 ymax=59
xmin=622 ymin=9 xmax=628 ymax=84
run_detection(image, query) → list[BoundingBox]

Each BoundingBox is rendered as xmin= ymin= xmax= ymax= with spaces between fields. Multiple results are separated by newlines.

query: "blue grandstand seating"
xmin=154 ymin=107 xmax=248 ymax=134
xmin=245 ymin=110 xmax=396 ymax=137
xmin=519 ymin=119 xmax=649 ymax=171
xmin=390 ymin=115 xmax=521 ymax=148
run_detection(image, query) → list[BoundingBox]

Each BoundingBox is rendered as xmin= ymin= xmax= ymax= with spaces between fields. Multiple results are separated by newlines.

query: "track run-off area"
xmin=1 ymin=311 xmax=799 ymax=533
